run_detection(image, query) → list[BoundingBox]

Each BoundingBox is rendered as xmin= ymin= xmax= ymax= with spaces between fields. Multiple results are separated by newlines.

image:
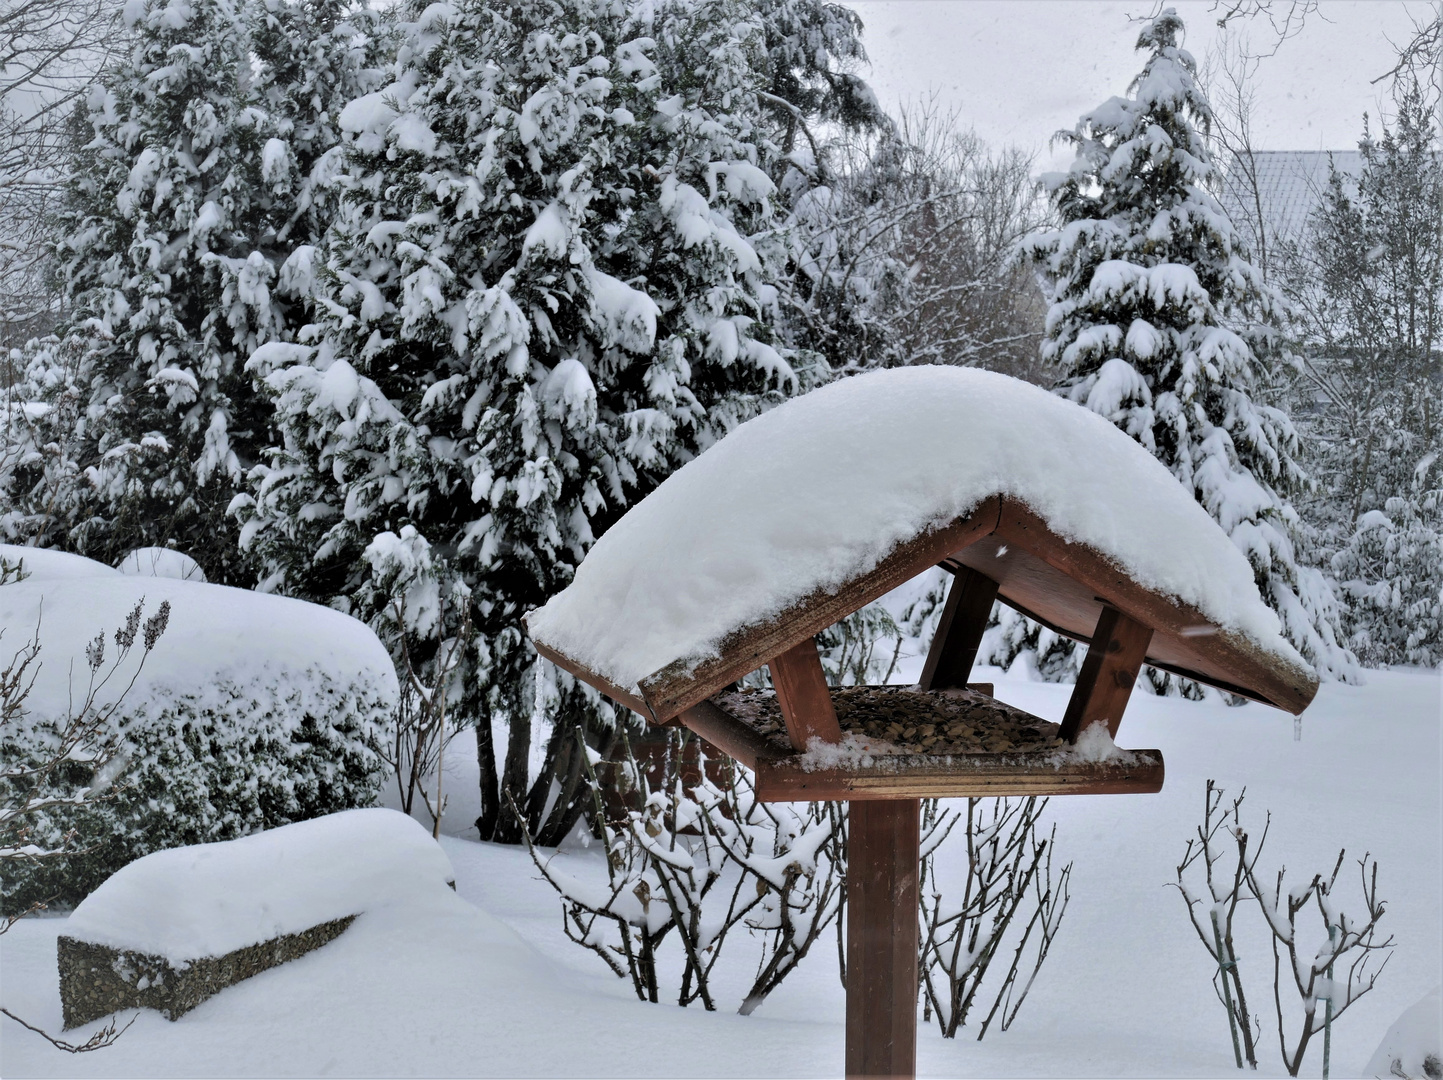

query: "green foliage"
xmin=1021 ymin=10 xmax=1353 ymax=684
xmin=1 ymin=671 xmax=386 ymax=913
xmin=39 ymin=0 xmax=380 ymax=582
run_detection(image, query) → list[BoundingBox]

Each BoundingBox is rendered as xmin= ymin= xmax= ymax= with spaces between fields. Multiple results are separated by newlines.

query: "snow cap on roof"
xmin=527 ymin=366 xmax=1302 ymax=693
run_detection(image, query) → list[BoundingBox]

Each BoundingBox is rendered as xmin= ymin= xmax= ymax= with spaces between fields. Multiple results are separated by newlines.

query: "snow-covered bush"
xmin=1 ymin=552 xmax=169 ymax=923
xmin=0 ymin=546 xmax=394 ymax=912
xmin=1011 ymin=9 xmax=1355 ymax=689
xmin=1172 ymin=781 xmax=1393 ymax=1077
xmin=1331 ymin=483 xmax=1443 ymax=668
xmin=522 ymin=727 xmax=843 ymax=1014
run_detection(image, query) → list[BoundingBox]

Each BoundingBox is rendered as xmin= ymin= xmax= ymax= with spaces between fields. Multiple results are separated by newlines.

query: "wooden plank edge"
xmin=640 ymin=496 xmax=1004 ymax=721
xmin=528 ymin=638 xmax=655 ymax=722
xmin=992 ymin=499 xmax=1319 ymax=715
xmin=987 ymin=592 xmax=1292 ymax=710
xmin=752 ymin=749 xmax=1164 ymax=802
xmin=676 ymin=700 xmax=788 ymax=771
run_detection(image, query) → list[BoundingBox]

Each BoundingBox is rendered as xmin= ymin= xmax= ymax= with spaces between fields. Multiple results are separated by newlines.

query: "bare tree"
xmin=788 ymin=97 xmax=1049 ymax=382
xmin=1172 ymin=780 xmax=1264 ymax=1069
xmin=1209 ymin=0 xmax=1319 ymax=56
xmin=0 ymin=0 xmax=125 ymax=347
xmin=1203 ymin=36 xmax=1274 ymax=280
xmin=1250 ymin=848 xmax=1392 ymax=1077
xmin=1372 ymin=3 xmax=1442 ymax=100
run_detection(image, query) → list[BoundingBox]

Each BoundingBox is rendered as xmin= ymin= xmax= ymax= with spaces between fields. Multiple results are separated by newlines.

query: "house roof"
xmin=1219 ymin=150 xmax=1362 ymax=245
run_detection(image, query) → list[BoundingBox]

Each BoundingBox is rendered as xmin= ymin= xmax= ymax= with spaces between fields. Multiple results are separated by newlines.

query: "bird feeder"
xmin=526 ymin=367 xmax=1317 ymax=1079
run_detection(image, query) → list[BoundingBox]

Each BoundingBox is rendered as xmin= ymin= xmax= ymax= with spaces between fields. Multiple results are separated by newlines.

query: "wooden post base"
xmin=845 ymin=799 xmax=920 ymax=1080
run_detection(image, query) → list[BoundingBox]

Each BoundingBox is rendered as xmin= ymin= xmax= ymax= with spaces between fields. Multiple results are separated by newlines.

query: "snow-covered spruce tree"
xmin=751 ymin=0 xmax=884 ymax=158
xmin=238 ymin=0 xmax=828 ymax=843
xmin=38 ymin=0 xmax=376 ymax=582
xmin=1010 ymin=9 xmax=1356 ymax=689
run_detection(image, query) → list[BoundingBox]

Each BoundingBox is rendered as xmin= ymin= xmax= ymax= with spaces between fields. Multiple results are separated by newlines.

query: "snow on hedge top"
xmin=527 ymin=367 xmax=1301 ymax=691
xmin=1 ymin=544 xmax=120 ymax=580
xmin=65 ymin=809 xmax=455 ymax=962
xmin=117 ymin=546 xmax=207 ymax=582
xmin=0 ymin=545 xmax=397 ymax=717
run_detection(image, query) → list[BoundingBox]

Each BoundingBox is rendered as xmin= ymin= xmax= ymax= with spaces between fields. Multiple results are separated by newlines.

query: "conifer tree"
xmin=36 ymin=0 xmax=375 ymax=581
xmin=1006 ymin=9 xmax=1356 ymax=687
xmin=238 ymin=0 xmax=849 ymax=842
xmin=752 ymin=0 xmax=885 ymax=157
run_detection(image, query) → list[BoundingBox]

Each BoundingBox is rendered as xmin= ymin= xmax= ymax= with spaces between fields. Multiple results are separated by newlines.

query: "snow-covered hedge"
xmin=0 ymin=546 xmax=397 ymax=912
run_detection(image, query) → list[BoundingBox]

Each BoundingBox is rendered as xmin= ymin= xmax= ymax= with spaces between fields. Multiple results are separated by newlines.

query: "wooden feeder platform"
xmin=525 ymin=369 xmax=1320 ymax=1079
xmin=684 ymin=684 xmax=1163 ymax=802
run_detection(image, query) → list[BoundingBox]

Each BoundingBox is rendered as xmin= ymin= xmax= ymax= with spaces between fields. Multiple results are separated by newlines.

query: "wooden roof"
xmin=531 ymin=492 xmax=1320 ymax=724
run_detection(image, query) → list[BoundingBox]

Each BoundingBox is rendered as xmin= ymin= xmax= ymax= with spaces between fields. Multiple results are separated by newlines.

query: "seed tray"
xmin=711 ymin=684 xmax=1065 ymax=756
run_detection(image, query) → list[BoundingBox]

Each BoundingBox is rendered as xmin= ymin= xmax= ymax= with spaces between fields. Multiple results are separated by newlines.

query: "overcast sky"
xmin=841 ymin=1 xmax=1433 ymax=169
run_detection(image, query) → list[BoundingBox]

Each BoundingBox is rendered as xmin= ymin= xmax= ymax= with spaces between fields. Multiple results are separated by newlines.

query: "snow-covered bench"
xmin=58 ymin=810 xmax=455 ymax=1028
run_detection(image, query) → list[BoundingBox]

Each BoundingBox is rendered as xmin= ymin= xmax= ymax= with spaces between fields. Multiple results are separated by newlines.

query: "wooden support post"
xmin=1058 ymin=605 xmax=1153 ymax=743
xmin=768 ymin=636 xmax=843 ymax=751
xmin=918 ymin=567 xmax=999 ymax=691
xmin=846 ymin=798 xmax=920 ymax=1080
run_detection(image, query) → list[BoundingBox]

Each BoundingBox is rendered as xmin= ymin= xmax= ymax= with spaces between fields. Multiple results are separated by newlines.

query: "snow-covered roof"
xmin=65 ymin=810 xmax=455 ymax=962
xmin=527 ymin=367 xmax=1314 ymax=716
xmin=1219 ymin=150 xmax=1362 ymax=245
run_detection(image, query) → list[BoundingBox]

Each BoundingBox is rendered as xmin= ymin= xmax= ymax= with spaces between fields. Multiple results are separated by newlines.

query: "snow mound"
xmin=65 ymin=810 xmax=456 ymax=963
xmin=116 ymin=546 xmax=207 ymax=582
xmin=0 ymin=544 xmax=120 ymax=580
xmin=527 ymin=366 xmax=1300 ymax=693
xmin=0 ymin=565 xmax=398 ymax=718
xmin=1365 ymin=986 xmax=1442 ymax=1080
xmin=1051 ymin=723 xmax=1139 ymax=766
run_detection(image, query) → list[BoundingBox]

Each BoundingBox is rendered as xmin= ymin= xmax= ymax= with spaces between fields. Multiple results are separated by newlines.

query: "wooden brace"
xmin=1059 ymin=605 xmax=1153 ymax=743
xmin=768 ymin=636 xmax=843 ymax=751
xmin=918 ymin=567 xmax=1000 ymax=692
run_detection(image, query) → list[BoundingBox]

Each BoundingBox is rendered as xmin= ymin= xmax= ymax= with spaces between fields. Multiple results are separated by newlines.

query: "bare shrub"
xmin=519 ymin=726 xmax=843 ymax=1014
xmin=1173 ymin=780 xmax=1393 ymax=1076
xmin=918 ymin=795 xmax=1071 ymax=1040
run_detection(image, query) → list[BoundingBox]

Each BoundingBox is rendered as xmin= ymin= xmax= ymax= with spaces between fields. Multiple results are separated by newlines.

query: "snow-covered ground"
xmin=3 ymin=666 xmax=1438 ymax=1078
